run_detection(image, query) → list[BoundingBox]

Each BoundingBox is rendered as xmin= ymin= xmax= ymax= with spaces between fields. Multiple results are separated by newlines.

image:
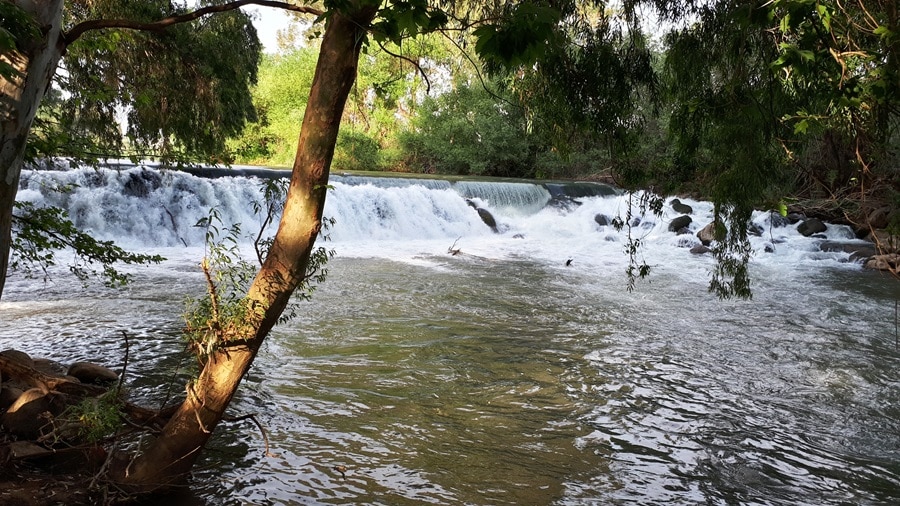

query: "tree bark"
xmin=0 ymin=0 xmax=65 ymax=301
xmin=115 ymin=5 xmax=378 ymax=490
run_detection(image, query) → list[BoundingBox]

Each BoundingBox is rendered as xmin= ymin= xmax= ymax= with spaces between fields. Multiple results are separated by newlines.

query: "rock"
xmin=865 ymin=229 xmax=899 ymax=253
xmin=0 ymin=349 xmax=33 ymax=368
xmin=676 ymin=236 xmax=697 ymax=248
xmin=512 ymin=233 xmax=525 ymax=239
xmin=797 ymin=218 xmax=827 ymax=237
xmin=866 ymin=206 xmax=891 ymax=230
xmin=668 ymin=215 xmax=692 ymax=233
xmin=763 ymin=243 xmax=776 ymax=253
xmin=864 ymin=254 xmax=900 ymax=273
xmin=476 ymin=207 xmax=498 ymax=233
xmin=594 ymin=214 xmax=611 ymax=227
xmin=819 ymin=241 xmax=878 ymax=261
xmin=697 ymin=222 xmax=719 ymax=246
xmin=748 ymin=223 xmax=764 ymax=237
xmin=768 ymin=212 xmax=792 ymax=228
xmin=671 ymin=198 xmax=693 ymax=214
xmin=1 ymin=388 xmax=66 ymax=439
xmin=67 ymin=362 xmax=119 ymax=385
xmin=786 ymin=212 xmax=805 ymax=224
xmin=690 ymin=244 xmax=712 ymax=255
xmin=0 ymin=385 xmax=24 ymax=411
xmin=32 ymin=359 xmax=67 ymax=378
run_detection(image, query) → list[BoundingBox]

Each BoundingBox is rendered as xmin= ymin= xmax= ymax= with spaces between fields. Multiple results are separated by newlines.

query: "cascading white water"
xmin=15 ymin=165 xmax=866 ymax=276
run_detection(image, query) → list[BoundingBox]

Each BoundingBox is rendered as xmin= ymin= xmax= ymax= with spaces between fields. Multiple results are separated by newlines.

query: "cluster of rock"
xmin=592 ymin=198 xmax=898 ymax=273
xmin=1 ymin=349 xmax=119 ymax=469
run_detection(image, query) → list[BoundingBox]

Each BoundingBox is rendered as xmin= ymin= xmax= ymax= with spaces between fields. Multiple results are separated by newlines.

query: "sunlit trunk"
xmin=0 ymin=0 xmax=65 ymax=301
xmin=116 ymin=6 xmax=378 ymax=490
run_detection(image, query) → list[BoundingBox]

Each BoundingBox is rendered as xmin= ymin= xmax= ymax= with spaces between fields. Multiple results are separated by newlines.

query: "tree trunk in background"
xmin=116 ymin=5 xmax=378 ymax=491
xmin=0 ymin=0 xmax=65 ymax=301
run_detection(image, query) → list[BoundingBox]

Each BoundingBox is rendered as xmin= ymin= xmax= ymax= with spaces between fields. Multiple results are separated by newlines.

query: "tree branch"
xmin=64 ymin=0 xmax=325 ymax=45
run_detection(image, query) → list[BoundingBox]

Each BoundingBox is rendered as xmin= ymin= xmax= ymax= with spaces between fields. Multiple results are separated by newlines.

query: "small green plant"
xmin=183 ymin=180 xmax=334 ymax=362
xmin=62 ymin=392 xmax=123 ymax=443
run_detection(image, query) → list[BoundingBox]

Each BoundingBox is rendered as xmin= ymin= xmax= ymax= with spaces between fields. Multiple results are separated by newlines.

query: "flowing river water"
xmin=1 ymin=166 xmax=899 ymax=505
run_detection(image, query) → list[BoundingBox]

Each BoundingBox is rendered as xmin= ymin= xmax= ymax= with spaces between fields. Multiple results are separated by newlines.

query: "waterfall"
xmin=15 ymin=164 xmax=869 ymax=277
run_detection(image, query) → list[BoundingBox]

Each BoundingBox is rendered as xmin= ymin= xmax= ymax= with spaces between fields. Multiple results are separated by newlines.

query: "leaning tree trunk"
xmin=0 ymin=0 xmax=65 ymax=301
xmin=116 ymin=6 xmax=378 ymax=490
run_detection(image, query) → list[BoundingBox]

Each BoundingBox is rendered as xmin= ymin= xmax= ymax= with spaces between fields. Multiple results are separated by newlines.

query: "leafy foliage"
xmin=31 ymin=1 xmax=262 ymax=165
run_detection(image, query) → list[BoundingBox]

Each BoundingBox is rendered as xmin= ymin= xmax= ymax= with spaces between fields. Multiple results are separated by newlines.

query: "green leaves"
xmin=371 ymin=0 xmax=448 ymax=46
xmin=473 ymin=2 xmax=561 ymax=70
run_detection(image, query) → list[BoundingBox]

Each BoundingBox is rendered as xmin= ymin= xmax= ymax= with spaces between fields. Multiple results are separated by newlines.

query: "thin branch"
xmin=65 ymin=0 xmax=325 ymax=45
xmin=376 ymin=40 xmax=432 ymax=94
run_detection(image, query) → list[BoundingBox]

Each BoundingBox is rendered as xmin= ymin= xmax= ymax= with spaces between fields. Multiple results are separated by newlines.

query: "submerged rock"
xmin=669 ymin=215 xmax=692 ymax=233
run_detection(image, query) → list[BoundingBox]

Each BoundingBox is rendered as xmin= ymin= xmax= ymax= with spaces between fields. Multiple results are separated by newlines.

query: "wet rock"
xmin=748 ymin=223 xmax=764 ymax=237
xmin=786 ymin=212 xmax=805 ymax=224
xmin=797 ymin=218 xmax=827 ymax=237
xmin=819 ymin=241 xmax=878 ymax=261
xmin=768 ymin=212 xmax=792 ymax=228
xmin=763 ymin=243 xmax=776 ymax=253
xmin=1 ymin=388 xmax=66 ymax=439
xmin=476 ymin=208 xmax=498 ymax=233
xmin=67 ymin=362 xmax=119 ymax=385
xmin=690 ymin=245 xmax=712 ymax=255
xmin=668 ymin=215 xmax=692 ymax=233
xmin=594 ymin=214 xmax=611 ymax=227
xmin=671 ymin=198 xmax=693 ymax=215
xmin=697 ymin=222 xmax=719 ymax=246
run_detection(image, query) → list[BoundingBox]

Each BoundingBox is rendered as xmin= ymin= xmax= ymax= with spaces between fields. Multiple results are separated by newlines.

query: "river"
xmin=1 ymin=166 xmax=898 ymax=505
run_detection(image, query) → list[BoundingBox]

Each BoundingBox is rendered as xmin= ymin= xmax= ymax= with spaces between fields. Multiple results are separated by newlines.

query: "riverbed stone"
xmin=671 ymin=198 xmax=693 ymax=214
xmin=669 ymin=215 xmax=692 ymax=233
xmin=67 ymin=362 xmax=119 ymax=385
xmin=594 ymin=214 xmax=611 ymax=227
xmin=819 ymin=241 xmax=878 ymax=261
xmin=32 ymin=359 xmax=67 ymax=378
xmin=697 ymin=222 xmax=719 ymax=246
xmin=864 ymin=254 xmax=900 ymax=273
xmin=798 ymin=218 xmax=827 ymax=236
xmin=1 ymin=388 xmax=66 ymax=439
xmin=476 ymin=208 xmax=498 ymax=233
xmin=0 ymin=349 xmax=34 ymax=367
xmin=690 ymin=244 xmax=712 ymax=255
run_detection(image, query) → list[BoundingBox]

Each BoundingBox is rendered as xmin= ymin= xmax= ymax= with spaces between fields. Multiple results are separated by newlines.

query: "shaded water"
xmin=2 ymin=167 xmax=899 ymax=504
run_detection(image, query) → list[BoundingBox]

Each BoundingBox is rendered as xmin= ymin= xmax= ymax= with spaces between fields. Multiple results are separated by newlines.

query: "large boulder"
xmin=67 ymin=362 xmax=119 ymax=385
xmin=797 ymin=218 xmax=827 ymax=237
xmin=671 ymin=198 xmax=693 ymax=215
xmin=668 ymin=215 xmax=693 ymax=233
xmin=594 ymin=214 xmax=611 ymax=227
